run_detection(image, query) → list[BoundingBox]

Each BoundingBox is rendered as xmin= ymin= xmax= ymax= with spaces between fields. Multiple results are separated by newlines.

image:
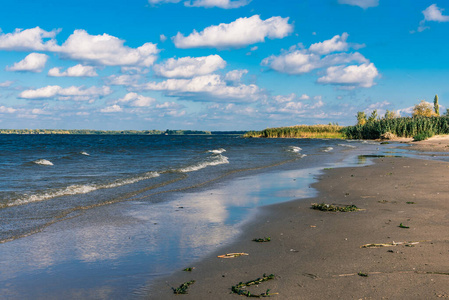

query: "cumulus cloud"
xmin=224 ymin=69 xmax=248 ymax=83
xmin=101 ymin=104 xmax=123 ymax=113
xmin=48 ymin=64 xmax=98 ymax=77
xmin=266 ymin=93 xmax=324 ymax=115
xmin=0 ymin=27 xmax=59 ymax=51
xmin=106 ymin=74 xmax=142 ymax=86
xmin=338 ymin=0 xmax=379 ymax=9
xmin=116 ymin=92 xmax=156 ymax=107
xmin=0 ymin=27 xmax=159 ymax=67
xmin=184 ymin=0 xmax=251 ymax=9
xmin=317 ymin=63 xmax=379 ymax=88
xmin=417 ymin=4 xmax=449 ymax=32
xmin=56 ymin=30 xmax=159 ymax=67
xmin=262 ymin=33 xmax=378 ymax=88
xmin=173 ymin=15 xmax=293 ymax=49
xmin=137 ymin=74 xmax=263 ymax=103
xmin=149 ymin=0 xmax=251 ymax=8
xmin=0 ymin=105 xmax=17 ymax=113
xmin=19 ymin=85 xmax=112 ymax=100
xmin=6 ymin=53 xmax=48 ymax=72
xmin=309 ymin=33 xmax=363 ymax=55
xmin=262 ymin=49 xmax=367 ymax=75
xmin=153 ymin=55 xmax=226 ymax=78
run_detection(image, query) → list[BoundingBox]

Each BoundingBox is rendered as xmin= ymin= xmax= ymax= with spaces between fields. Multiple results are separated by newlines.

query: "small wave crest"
xmin=208 ymin=148 xmax=226 ymax=154
xmin=4 ymin=171 xmax=159 ymax=208
xmin=288 ymin=146 xmax=302 ymax=153
xmin=33 ymin=159 xmax=54 ymax=166
xmin=80 ymin=151 xmax=90 ymax=156
xmin=338 ymin=144 xmax=356 ymax=149
xmin=322 ymin=147 xmax=333 ymax=152
xmin=179 ymin=154 xmax=229 ymax=173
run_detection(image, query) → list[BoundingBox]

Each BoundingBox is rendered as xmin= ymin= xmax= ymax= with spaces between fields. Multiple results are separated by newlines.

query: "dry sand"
xmin=149 ymin=140 xmax=449 ymax=299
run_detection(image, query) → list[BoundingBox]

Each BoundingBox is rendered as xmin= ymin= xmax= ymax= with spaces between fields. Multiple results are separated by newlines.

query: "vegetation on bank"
xmin=244 ymin=124 xmax=344 ymax=139
xmin=0 ymin=129 xmax=212 ymax=135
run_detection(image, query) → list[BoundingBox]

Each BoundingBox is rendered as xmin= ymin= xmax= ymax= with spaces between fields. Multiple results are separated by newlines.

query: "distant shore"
xmin=149 ymin=137 xmax=449 ymax=299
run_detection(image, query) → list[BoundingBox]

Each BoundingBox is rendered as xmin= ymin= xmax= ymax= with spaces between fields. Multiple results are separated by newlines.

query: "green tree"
xmin=384 ymin=110 xmax=398 ymax=119
xmin=434 ymin=94 xmax=440 ymax=116
xmin=412 ymin=100 xmax=437 ymax=117
xmin=356 ymin=111 xmax=367 ymax=125
xmin=367 ymin=109 xmax=378 ymax=123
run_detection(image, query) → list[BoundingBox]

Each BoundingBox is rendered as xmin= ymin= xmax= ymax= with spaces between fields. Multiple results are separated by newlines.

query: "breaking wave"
xmin=208 ymin=148 xmax=226 ymax=154
xmin=288 ymin=146 xmax=302 ymax=153
xmin=179 ymin=154 xmax=229 ymax=173
xmin=322 ymin=147 xmax=333 ymax=152
xmin=4 ymin=171 xmax=160 ymax=208
xmin=338 ymin=144 xmax=356 ymax=148
xmin=33 ymin=159 xmax=54 ymax=166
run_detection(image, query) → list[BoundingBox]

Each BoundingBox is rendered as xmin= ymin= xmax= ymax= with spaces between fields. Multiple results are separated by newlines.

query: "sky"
xmin=0 ymin=0 xmax=448 ymax=131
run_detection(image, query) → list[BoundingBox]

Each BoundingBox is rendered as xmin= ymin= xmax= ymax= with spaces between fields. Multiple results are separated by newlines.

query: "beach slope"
xmin=149 ymin=155 xmax=449 ymax=299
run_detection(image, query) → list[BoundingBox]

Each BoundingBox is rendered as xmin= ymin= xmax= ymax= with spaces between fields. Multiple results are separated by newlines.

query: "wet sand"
xmin=149 ymin=143 xmax=449 ymax=299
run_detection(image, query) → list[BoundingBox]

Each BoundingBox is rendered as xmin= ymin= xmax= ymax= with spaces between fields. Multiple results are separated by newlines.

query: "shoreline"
xmin=148 ymin=141 xmax=449 ymax=299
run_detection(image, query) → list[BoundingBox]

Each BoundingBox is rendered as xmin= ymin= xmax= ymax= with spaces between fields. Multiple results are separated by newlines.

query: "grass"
xmin=172 ymin=280 xmax=195 ymax=294
xmin=358 ymin=272 xmax=369 ymax=277
xmin=399 ymin=223 xmax=410 ymax=229
xmin=252 ymin=237 xmax=271 ymax=242
xmin=244 ymin=125 xmax=345 ymax=139
xmin=311 ymin=203 xmax=360 ymax=212
xmin=231 ymin=274 xmax=276 ymax=298
xmin=183 ymin=267 xmax=194 ymax=272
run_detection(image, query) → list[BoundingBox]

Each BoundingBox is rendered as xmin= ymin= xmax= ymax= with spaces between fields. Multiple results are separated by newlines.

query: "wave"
xmin=208 ymin=148 xmax=226 ymax=154
xmin=33 ymin=159 xmax=54 ymax=166
xmin=322 ymin=147 xmax=333 ymax=152
xmin=4 ymin=171 xmax=160 ymax=208
xmin=338 ymin=144 xmax=356 ymax=148
xmin=288 ymin=146 xmax=302 ymax=153
xmin=179 ymin=154 xmax=229 ymax=173
xmin=80 ymin=151 xmax=90 ymax=156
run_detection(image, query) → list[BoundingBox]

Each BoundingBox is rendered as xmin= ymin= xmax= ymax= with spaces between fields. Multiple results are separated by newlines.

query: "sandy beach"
xmin=150 ymin=137 xmax=449 ymax=299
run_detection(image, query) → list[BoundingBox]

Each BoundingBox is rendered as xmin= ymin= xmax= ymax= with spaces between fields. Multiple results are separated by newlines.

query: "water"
xmin=0 ymin=134 xmax=387 ymax=299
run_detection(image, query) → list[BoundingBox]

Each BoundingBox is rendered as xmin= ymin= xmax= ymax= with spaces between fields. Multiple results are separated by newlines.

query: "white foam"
xmin=288 ymin=146 xmax=302 ymax=153
xmin=33 ymin=159 xmax=54 ymax=166
xmin=338 ymin=144 xmax=356 ymax=148
xmin=80 ymin=151 xmax=90 ymax=156
xmin=322 ymin=147 xmax=333 ymax=152
xmin=179 ymin=154 xmax=229 ymax=173
xmin=6 ymin=171 xmax=160 ymax=207
xmin=208 ymin=148 xmax=226 ymax=154
xmin=299 ymin=154 xmax=307 ymax=158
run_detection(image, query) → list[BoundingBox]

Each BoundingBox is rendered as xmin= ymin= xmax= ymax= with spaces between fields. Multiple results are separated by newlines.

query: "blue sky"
xmin=0 ymin=0 xmax=448 ymax=130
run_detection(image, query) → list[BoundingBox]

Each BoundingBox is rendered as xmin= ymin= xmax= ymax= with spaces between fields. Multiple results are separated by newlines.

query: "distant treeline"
xmin=342 ymin=116 xmax=449 ymax=139
xmin=0 ymin=129 xmax=212 ymax=135
xmin=244 ymin=125 xmax=345 ymax=139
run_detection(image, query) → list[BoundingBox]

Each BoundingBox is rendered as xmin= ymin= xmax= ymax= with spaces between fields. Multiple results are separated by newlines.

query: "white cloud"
xmin=173 ymin=15 xmax=293 ymax=49
xmin=267 ymin=93 xmax=324 ymax=115
xmin=48 ymin=64 xmax=98 ymax=77
xmin=0 ymin=28 xmax=160 ymax=67
xmin=184 ymin=0 xmax=251 ymax=9
xmin=423 ymin=4 xmax=449 ymax=22
xmin=6 ymin=53 xmax=48 ymax=72
xmin=0 ymin=80 xmax=14 ymax=87
xmin=101 ymin=104 xmax=123 ymax=113
xmin=106 ymin=74 xmax=141 ymax=86
xmin=0 ymin=27 xmax=59 ymax=51
xmin=149 ymin=0 xmax=251 ymax=8
xmin=0 ymin=105 xmax=17 ymax=113
xmin=224 ymin=69 xmax=248 ymax=83
xmin=262 ymin=49 xmax=367 ymax=75
xmin=153 ymin=55 xmax=226 ymax=78
xmin=19 ymin=85 xmax=112 ymax=100
xmin=417 ymin=4 xmax=449 ymax=32
xmin=137 ymin=74 xmax=263 ymax=103
xmin=317 ymin=63 xmax=379 ymax=88
xmin=338 ymin=0 xmax=379 ymax=9
xmin=117 ymin=92 xmax=156 ymax=107
xmin=309 ymin=33 xmax=357 ymax=55
xmin=159 ymin=34 xmax=167 ymax=42
xmin=56 ymin=30 xmax=159 ymax=67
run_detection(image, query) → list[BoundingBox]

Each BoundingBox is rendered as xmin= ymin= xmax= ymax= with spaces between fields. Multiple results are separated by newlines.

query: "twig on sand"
xmin=218 ymin=253 xmax=249 ymax=259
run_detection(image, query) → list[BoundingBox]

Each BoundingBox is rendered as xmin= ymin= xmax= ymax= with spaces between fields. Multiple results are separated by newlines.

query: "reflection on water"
xmin=0 ymin=167 xmax=320 ymax=300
